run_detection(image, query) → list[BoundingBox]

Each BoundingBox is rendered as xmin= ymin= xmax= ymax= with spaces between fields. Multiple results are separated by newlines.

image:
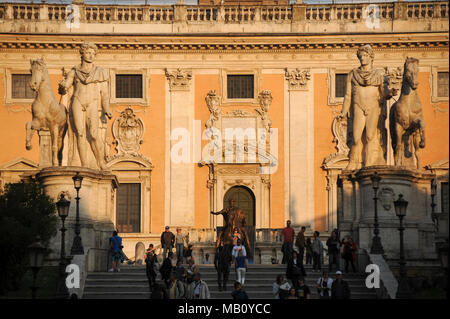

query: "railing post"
xmin=394 ymin=1 xmax=408 ymax=20
xmin=5 ymin=3 xmax=13 ymax=20
xmin=292 ymin=3 xmax=306 ymax=22
xmin=174 ymin=3 xmax=187 ymax=22
xmin=39 ymin=2 xmax=48 ymax=22
xmin=218 ymin=4 xmax=224 ymax=22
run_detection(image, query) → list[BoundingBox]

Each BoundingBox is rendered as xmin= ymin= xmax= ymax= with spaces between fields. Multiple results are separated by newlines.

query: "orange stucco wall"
xmin=262 ymin=74 xmax=285 ymax=228
xmin=314 ymin=73 xmax=337 ymax=232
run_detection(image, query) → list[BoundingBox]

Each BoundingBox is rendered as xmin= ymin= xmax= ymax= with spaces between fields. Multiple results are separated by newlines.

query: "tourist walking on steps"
xmin=175 ymin=227 xmax=187 ymax=263
xmin=166 ymin=271 xmax=185 ymax=299
xmin=145 ymin=245 xmax=158 ymax=290
xmin=296 ymin=277 xmax=311 ymax=299
xmin=286 ymin=251 xmax=305 ymax=290
xmin=281 ymin=220 xmax=295 ymax=264
xmin=305 ymin=237 xmax=313 ymax=265
xmin=342 ymin=236 xmax=358 ymax=273
xmin=109 ymin=230 xmax=123 ymax=272
xmin=317 ymin=271 xmax=333 ymax=300
xmin=312 ymin=231 xmax=323 ymax=272
xmin=273 ymin=274 xmax=291 ymax=299
xmin=326 ymin=230 xmax=341 ymax=272
xmin=161 ymin=226 xmax=175 ymax=261
xmin=231 ymin=281 xmax=249 ymax=300
xmin=235 ymin=249 xmax=248 ymax=285
xmin=160 ymin=251 xmax=174 ymax=285
xmin=331 ymin=271 xmax=351 ymax=299
xmin=187 ymin=272 xmax=211 ymax=299
xmin=295 ymin=226 xmax=306 ymax=269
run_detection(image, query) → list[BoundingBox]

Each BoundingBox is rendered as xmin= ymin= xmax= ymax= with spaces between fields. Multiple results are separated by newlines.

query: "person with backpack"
xmin=109 ymin=230 xmax=123 ymax=272
xmin=342 ymin=236 xmax=357 ymax=273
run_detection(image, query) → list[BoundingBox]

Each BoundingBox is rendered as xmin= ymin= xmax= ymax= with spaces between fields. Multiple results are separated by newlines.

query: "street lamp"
xmin=28 ymin=239 xmax=46 ymax=299
xmin=370 ymin=172 xmax=384 ymax=254
xmin=71 ymin=172 xmax=84 ymax=255
xmin=394 ymin=194 xmax=413 ymax=299
xmin=56 ymin=193 xmax=71 ymax=299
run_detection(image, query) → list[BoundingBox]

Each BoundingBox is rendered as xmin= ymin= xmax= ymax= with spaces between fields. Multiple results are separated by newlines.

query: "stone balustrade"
xmin=0 ymin=1 xmax=447 ymax=24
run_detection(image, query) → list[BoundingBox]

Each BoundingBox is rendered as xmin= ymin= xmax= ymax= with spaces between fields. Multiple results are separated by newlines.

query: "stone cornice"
xmin=0 ymin=32 xmax=447 ymax=52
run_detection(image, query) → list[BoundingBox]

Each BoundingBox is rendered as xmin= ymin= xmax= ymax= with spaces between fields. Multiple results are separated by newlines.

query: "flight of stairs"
xmin=83 ymin=263 xmax=378 ymax=299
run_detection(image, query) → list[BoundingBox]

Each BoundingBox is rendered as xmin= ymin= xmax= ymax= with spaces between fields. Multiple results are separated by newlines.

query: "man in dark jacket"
xmin=231 ymin=281 xmax=249 ymax=300
xmin=161 ymin=226 xmax=175 ymax=260
xmin=331 ymin=271 xmax=351 ymax=299
xmin=326 ymin=230 xmax=341 ymax=272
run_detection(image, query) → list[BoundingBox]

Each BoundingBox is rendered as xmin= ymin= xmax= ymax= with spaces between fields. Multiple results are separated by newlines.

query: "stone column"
xmin=285 ymin=68 xmax=314 ymax=229
xmin=165 ymin=68 xmax=195 ymax=227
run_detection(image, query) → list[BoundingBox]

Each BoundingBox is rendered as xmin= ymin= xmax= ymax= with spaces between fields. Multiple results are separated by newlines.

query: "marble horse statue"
xmin=389 ymin=57 xmax=426 ymax=169
xmin=26 ymin=58 xmax=67 ymax=166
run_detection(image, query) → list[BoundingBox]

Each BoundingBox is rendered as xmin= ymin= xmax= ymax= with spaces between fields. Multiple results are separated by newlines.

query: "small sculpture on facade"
xmin=338 ymin=44 xmax=396 ymax=170
xmin=112 ymin=107 xmax=144 ymax=156
xmin=284 ymin=67 xmax=311 ymax=90
xmin=256 ymin=90 xmax=273 ymax=129
xmin=26 ymin=58 xmax=67 ymax=166
xmin=389 ymin=57 xmax=426 ymax=169
xmin=58 ymin=42 xmax=112 ymax=170
xmin=210 ymin=199 xmax=251 ymax=249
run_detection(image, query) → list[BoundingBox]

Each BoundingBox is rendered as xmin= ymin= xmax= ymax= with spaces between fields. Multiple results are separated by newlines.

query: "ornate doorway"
xmin=223 ymin=186 xmax=256 ymax=262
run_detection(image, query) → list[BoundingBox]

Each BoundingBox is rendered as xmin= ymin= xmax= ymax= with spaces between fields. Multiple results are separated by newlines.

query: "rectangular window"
xmin=437 ymin=72 xmax=449 ymax=98
xmin=442 ymin=182 xmax=449 ymax=214
xmin=12 ymin=74 xmax=35 ymax=99
xmin=116 ymin=74 xmax=143 ymax=99
xmin=335 ymin=73 xmax=347 ymax=98
xmin=227 ymin=74 xmax=254 ymax=99
xmin=116 ymin=183 xmax=141 ymax=233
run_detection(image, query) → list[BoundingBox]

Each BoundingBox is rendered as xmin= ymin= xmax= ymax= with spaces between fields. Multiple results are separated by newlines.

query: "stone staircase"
xmin=83 ymin=263 xmax=378 ymax=299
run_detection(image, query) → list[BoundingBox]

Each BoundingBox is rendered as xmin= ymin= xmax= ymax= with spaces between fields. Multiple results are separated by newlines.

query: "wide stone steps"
xmin=83 ymin=264 xmax=378 ymax=299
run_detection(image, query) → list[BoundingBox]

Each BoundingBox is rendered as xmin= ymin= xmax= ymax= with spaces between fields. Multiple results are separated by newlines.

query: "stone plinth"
xmin=338 ymin=166 xmax=437 ymax=260
xmin=35 ymin=167 xmax=118 ymax=273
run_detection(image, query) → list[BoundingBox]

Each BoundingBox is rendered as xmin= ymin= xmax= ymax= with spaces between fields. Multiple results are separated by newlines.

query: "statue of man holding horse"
xmin=210 ymin=199 xmax=251 ymax=249
xmin=59 ymin=42 xmax=112 ymax=170
xmin=338 ymin=44 xmax=397 ymax=170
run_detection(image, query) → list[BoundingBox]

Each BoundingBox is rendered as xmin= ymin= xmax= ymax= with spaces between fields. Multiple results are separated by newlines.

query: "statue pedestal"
xmin=338 ymin=166 xmax=437 ymax=260
xmin=35 ymin=167 xmax=118 ymax=274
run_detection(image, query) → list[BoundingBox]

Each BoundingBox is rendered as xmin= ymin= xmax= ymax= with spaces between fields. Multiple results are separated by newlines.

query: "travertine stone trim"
xmin=164 ymin=68 xmax=192 ymax=91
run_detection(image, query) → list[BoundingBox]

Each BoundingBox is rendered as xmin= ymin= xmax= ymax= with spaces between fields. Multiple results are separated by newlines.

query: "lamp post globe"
xmin=28 ymin=239 xmax=46 ymax=299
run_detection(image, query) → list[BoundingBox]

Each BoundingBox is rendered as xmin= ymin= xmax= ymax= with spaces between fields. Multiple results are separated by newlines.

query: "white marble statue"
xmin=58 ymin=42 xmax=112 ymax=170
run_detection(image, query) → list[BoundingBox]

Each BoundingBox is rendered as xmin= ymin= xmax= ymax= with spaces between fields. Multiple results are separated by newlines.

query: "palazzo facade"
xmin=0 ymin=0 xmax=448 ymax=263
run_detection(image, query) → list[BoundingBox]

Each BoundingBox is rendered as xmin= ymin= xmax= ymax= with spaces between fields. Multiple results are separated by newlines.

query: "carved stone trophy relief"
xmin=111 ymin=107 xmax=145 ymax=156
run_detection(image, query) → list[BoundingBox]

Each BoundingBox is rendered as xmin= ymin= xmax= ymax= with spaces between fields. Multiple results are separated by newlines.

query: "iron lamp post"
xmin=56 ymin=193 xmax=71 ymax=299
xmin=71 ymin=172 xmax=84 ymax=255
xmin=370 ymin=172 xmax=384 ymax=254
xmin=431 ymin=179 xmax=439 ymax=230
xmin=28 ymin=239 xmax=46 ymax=299
xmin=394 ymin=194 xmax=413 ymax=299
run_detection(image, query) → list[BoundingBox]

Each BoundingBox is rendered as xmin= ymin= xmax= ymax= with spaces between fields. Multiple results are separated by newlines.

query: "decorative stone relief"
xmin=256 ymin=90 xmax=273 ymax=129
xmin=165 ymin=68 xmax=192 ymax=91
xmin=226 ymin=109 xmax=253 ymax=117
xmin=380 ymin=187 xmax=395 ymax=211
xmin=112 ymin=107 xmax=144 ymax=156
xmin=224 ymin=179 xmax=255 ymax=190
xmin=205 ymin=90 xmax=222 ymax=129
xmin=324 ymin=115 xmax=352 ymax=164
xmin=284 ymin=67 xmax=311 ymax=90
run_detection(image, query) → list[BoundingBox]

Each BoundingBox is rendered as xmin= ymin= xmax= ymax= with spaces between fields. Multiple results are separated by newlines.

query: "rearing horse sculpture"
xmin=389 ymin=57 xmax=425 ymax=169
xmin=26 ymin=58 xmax=67 ymax=166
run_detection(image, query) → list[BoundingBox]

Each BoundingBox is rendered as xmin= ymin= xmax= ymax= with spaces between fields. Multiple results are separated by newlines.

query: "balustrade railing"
xmin=0 ymin=2 xmax=447 ymax=24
